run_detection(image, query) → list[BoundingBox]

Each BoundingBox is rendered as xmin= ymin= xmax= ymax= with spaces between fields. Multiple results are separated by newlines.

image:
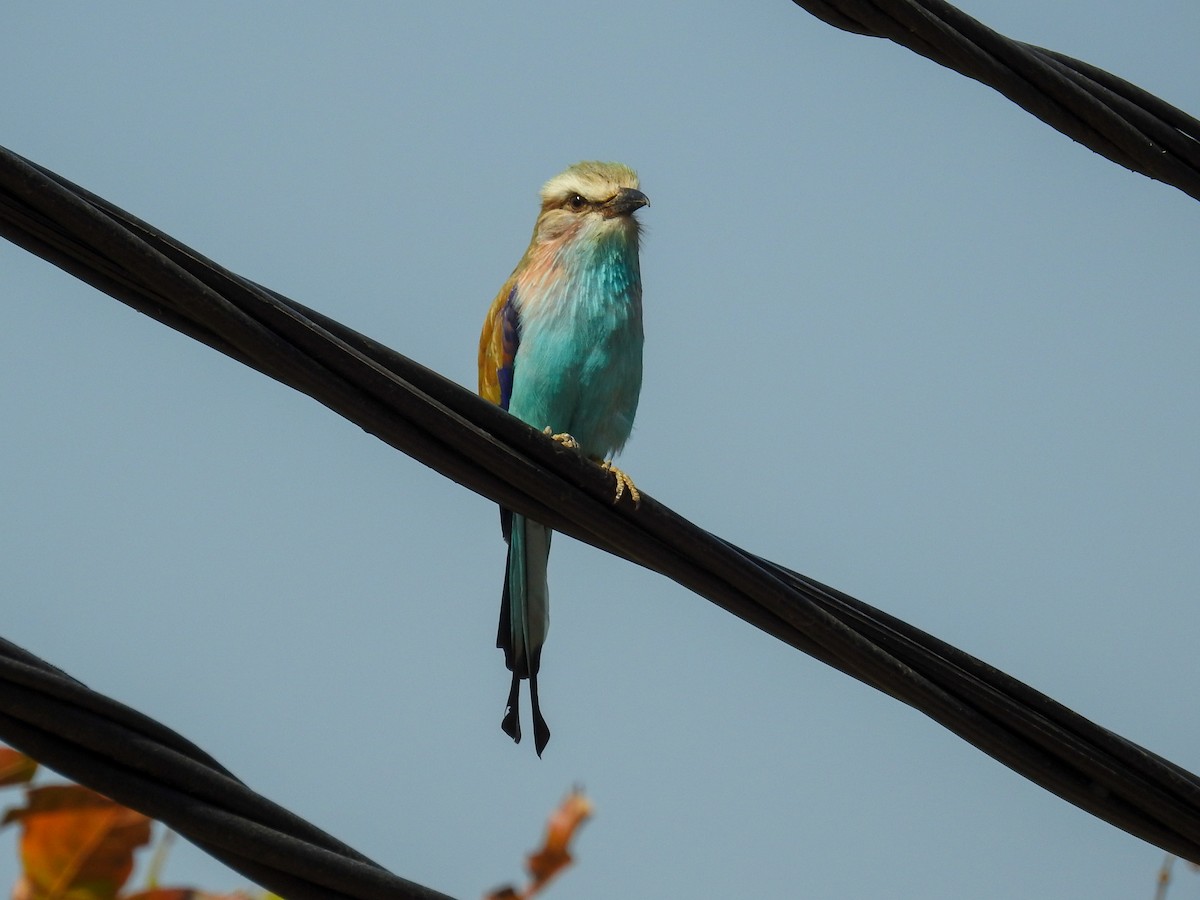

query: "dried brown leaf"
xmin=0 ymin=748 xmax=38 ymax=789
xmin=523 ymin=789 xmax=592 ymax=898
xmin=5 ymin=784 xmax=152 ymax=900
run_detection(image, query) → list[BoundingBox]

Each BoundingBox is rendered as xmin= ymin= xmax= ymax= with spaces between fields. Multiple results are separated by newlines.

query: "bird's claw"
xmin=541 ymin=428 xmax=638 ymax=505
xmin=600 ymin=460 xmax=640 ymax=506
xmin=543 ymin=427 xmax=581 ymax=451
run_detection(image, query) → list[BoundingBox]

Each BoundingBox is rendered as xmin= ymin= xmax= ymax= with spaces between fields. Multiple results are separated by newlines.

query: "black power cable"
xmin=792 ymin=0 xmax=1200 ymax=202
xmin=0 ymin=637 xmax=452 ymax=900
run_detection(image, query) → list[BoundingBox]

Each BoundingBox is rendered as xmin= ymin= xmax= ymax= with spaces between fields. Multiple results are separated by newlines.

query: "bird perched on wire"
xmin=478 ymin=161 xmax=649 ymax=755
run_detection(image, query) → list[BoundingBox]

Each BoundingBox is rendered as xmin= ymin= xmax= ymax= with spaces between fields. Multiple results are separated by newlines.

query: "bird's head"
xmin=530 ymin=161 xmax=649 ymax=248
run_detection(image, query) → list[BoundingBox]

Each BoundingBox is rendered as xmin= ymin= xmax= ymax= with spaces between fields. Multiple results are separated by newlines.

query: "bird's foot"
xmin=600 ymin=460 xmax=640 ymax=506
xmin=543 ymin=427 xmax=581 ymax=452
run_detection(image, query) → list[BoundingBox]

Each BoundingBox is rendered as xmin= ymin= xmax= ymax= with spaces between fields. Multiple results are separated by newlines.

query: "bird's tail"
xmin=498 ymin=510 xmax=552 ymax=755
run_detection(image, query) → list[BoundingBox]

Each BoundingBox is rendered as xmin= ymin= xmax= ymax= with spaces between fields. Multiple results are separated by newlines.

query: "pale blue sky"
xmin=3 ymin=3 xmax=1199 ymax=897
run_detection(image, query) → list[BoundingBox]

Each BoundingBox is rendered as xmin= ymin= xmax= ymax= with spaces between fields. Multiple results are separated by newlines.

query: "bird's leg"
xmin=542 ymin=426 xmax=580 ymax=451
xmin=598 ymin=459 xmax=640 ymax=506
xmin=541 ymin=428 xmax=638 ymax=505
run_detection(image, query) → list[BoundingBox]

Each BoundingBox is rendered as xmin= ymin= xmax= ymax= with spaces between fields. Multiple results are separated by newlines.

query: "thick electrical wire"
xmin=0 ymin=637 xmax=451 ymax=900
xmin=792 ymin=0 xmax=1200 ymax=202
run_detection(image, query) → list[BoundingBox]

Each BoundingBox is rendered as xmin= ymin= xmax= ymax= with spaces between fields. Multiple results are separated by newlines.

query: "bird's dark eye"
xmin=567 ymin=194 xmax=587 ymax=211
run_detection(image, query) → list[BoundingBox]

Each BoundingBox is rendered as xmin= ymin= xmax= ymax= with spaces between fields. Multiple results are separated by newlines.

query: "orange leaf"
xmin=523 ymin=789 xmax=592 ymax=898
xmin=4 ymin=784 xmax=152 ymax=900
xmin=0 ymin=748 xmax=38 ymax=787
xmin=124 ymin=891 xmax=258 ymax=900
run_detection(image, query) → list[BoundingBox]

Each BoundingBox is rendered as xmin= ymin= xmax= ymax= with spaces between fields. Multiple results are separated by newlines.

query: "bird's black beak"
xmin=602 ymin=187 xmax=650 ymax=218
